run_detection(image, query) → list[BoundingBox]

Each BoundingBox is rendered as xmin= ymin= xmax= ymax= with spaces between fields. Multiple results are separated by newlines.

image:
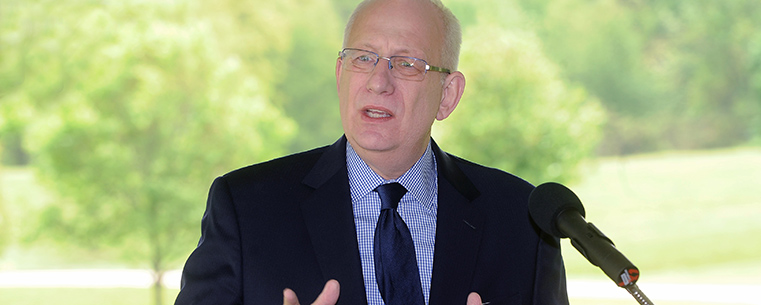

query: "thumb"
xmin=466 ymin=292 xmax=483 ymax=305
xmin=283 ymin=288 xmax=300 ymax=305
xmin=312 ymin=279 xmax=340 ymax=305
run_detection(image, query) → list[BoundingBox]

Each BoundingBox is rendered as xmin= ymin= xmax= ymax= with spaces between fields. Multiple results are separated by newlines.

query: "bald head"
xmin=342 ymin=0 xmax=462 ymax=71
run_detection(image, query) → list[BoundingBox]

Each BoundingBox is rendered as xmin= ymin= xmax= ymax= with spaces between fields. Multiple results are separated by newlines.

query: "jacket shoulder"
xmin=222 ymin=145 xmax=330 ymax=185
xmin=447 ymin=153 xmax=535 ymax=195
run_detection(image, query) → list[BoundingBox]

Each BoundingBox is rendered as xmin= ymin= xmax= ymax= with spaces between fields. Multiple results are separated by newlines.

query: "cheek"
xmin=337 ymin=81 xmax=355 ymax=111
xmin=339 ymin=76 xmax=365 ymax=102
xmin=414 ymin=85 xmax=443 ymax=117
xmin=404 ymin=97 xmax=441 ymax=133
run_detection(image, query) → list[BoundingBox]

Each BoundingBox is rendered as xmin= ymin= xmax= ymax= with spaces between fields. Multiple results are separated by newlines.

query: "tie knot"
xmin=375 ymin=182 xmax=408 ymax=210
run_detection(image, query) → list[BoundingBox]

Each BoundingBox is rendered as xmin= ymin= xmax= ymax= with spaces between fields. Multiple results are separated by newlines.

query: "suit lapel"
xmin=429 ymin=141 xmax=485 ymax=304
xmin=300 ymin=137 xmax=368 ymax=305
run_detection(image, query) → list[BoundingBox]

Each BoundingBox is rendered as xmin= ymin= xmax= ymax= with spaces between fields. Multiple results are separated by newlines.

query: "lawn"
xmin=562 ymin=147 xmax=761 ymax=282
xmin=559 ymin=147 xmax=761 ymax=304
xmin=1 ymin=147 xmax=759 ymax=304
xmin=0 ymin=288 xmax=180 ymax=305
xmin=0 ymin=286 xmax=754 ymax=305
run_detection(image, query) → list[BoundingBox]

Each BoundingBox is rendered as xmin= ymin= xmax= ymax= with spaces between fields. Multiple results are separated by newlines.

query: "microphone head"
xmin=528 ymin=182 xmax=586 ymax=238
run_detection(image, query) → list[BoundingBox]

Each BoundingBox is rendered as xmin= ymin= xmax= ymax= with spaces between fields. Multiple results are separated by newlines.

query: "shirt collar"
xmin=346 ymin=141 xmax=437 ymax=211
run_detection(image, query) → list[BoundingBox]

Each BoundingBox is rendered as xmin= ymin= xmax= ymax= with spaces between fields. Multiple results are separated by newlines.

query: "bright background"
xmin=1 ymin=0 xmax=759 ymax=304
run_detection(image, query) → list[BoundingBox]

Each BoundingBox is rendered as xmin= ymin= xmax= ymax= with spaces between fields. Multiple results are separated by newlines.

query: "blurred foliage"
xmin=435 ymin=0 xmax=605 ymax=184
xmin=0 ymin=0 xmax=759 ymax=303
xmin=0 ymin=166 xmax=7 ymax=257
xmin=0 ymin=0 xmax=296 ymax=304
xmin=517 ymin=0 xmax=761 ymax=154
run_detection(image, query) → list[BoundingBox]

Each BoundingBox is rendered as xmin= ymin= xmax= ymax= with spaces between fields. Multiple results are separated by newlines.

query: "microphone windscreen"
xmin=528 ymin=182 xmax=586 ymax=238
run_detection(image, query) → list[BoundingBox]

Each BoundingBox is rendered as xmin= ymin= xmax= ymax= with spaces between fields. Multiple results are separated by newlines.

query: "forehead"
xmin=347 ymin=0 xmax=445 ymax=58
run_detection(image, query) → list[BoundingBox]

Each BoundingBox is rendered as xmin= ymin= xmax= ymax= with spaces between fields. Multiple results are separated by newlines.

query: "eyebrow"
xmin=357 ymin=43 xmax=422 ymax=58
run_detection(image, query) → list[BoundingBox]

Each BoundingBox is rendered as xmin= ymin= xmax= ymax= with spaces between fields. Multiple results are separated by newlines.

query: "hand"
xmin=283 ymin=279 xmax=340 ymax=305
xmin=467 ymin=292 xmax=483 ymax=305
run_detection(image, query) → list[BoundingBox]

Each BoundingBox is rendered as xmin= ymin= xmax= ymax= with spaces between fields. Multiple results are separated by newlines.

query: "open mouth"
xmin=365 ymin=108 xmax=392 ymax=118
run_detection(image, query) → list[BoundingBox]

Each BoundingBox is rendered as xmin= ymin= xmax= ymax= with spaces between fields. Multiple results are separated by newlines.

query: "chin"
xmin=349 ymin=133 xmax=395 ymax=153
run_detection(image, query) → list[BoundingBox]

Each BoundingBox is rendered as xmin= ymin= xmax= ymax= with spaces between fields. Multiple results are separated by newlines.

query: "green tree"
xmin=271 ymin=0 xmax=344 ymax=152
xmin=194 ymin=0 xmax=345 ymax=153
xmin=518 ymin=0 xmax=761 ymax=154
xmin=1 ymin=1 xmax=295 ymax=304
xmin=437 ymin=0 xmax=606 ymax=184
xmin=529 ymin=0 xmax=666 ymax=154
xmin=652 ymin=0 xmax=761 ymax=149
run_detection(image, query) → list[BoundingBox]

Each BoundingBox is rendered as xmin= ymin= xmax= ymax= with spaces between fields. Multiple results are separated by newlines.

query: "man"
xmin=175 ymin=0 xmax=569 ymax=304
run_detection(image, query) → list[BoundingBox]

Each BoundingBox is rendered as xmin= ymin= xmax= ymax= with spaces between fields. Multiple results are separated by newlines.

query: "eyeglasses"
xmin=338 ymin=48 xmax=451 ymax=81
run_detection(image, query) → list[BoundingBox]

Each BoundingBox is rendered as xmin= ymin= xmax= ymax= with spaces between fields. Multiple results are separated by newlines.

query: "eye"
xmin=356 ymin=54 xmax=374 ymax=62
xmin=393 ymin=58 xmax=422 ymax=76
xmin=398 ymin=59 xmax=415 ymax=68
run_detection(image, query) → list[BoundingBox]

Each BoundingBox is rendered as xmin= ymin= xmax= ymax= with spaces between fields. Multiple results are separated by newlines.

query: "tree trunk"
xmin=153 ymin=269 xmax=164 ymax=305
xmin=148 ymin=195 xmax=164 ymax=305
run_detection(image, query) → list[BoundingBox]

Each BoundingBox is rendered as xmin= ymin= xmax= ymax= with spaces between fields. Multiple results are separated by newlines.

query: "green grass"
xmin=0 ymin=288 xmax=180 ymax=305
xmin=0 ymin=287 xmax=752 ymax=305
xmin=562 ymin=147 xmax=761 ymax=283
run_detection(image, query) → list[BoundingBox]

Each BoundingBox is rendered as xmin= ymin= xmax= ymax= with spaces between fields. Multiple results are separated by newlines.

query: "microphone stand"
xmin=624 ymin=283 xmax=654 ymax=305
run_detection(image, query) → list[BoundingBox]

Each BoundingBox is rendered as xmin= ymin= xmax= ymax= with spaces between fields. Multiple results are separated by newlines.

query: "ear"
xmin=336 ymin=57 xmax=343 ymax=92
xmin=436 ymin=71 xmax=465 ymax=121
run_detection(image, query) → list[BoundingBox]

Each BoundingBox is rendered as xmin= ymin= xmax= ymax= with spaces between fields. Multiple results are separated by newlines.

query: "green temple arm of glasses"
xmin=427 ymin=65 xmax=451 ymax=74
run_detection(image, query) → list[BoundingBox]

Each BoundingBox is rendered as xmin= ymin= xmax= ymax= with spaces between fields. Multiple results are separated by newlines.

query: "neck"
xmin=351 ymin=140 xmax=429 ymax=180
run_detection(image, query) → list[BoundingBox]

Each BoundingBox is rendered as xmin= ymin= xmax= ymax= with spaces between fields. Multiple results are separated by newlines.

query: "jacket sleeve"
xmin=532 ymin=231 xmax=570 ymax=305
xmin=175 ymin=177 xmax=243 ymax=305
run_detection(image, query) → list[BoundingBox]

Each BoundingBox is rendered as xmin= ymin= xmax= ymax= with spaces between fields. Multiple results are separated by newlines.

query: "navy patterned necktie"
xmin=373 ymin=182 xmax=425 ymax=305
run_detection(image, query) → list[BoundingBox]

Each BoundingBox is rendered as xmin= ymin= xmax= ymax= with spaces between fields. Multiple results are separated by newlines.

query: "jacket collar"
xmin=302 ymin=136 xmax=348 ymax=189
xmin=430 ymin=139 xmax=481 ymax=202
xmin=303 ymin=136 xmax=481 ymax=202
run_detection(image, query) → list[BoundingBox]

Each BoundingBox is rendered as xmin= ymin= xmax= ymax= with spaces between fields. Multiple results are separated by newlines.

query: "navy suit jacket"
xmin=175 ymin=137 xmax=569 ymax=304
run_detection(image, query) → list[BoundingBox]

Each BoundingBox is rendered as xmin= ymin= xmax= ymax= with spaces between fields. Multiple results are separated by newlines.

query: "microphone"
xmin=528 ymin=182 xmax=639 ymax=287
xmin=529 ymin=182 xmax=656 ymax=304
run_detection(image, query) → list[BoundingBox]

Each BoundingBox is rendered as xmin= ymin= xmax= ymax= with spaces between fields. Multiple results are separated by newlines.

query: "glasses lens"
xmin=340 ymin=49 xmax=430 ymax=81
xmin=343 ymin=49 xmax=377 ymax=72
xmin=390 ymin=57 xmax=425 ymax=80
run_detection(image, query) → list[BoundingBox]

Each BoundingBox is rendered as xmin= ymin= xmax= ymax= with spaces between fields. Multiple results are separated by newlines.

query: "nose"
xmin=366 ymin=57 xmax=395 ymax=95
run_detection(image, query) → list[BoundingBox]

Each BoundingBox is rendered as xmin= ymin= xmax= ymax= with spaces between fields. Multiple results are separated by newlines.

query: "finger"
xmin=311 ymin=279 xmax=340 ymax=305
xmin=283 ymin=288 xmax=300 ymax=305
xmin=466 ymin=292 xmax=483 ymax=305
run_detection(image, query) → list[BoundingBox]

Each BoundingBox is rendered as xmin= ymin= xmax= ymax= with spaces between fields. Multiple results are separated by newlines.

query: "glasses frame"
xmin=338 ymin=48 xmax=451 ymax=81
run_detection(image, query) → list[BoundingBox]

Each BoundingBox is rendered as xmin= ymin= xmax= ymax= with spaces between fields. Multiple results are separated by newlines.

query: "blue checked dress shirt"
xmin=346 ymin=141 xmax=438 ymax=305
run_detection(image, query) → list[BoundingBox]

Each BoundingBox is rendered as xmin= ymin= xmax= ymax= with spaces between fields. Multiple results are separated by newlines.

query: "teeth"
xmin=366 ymin=109 xmax=391 ymax=118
